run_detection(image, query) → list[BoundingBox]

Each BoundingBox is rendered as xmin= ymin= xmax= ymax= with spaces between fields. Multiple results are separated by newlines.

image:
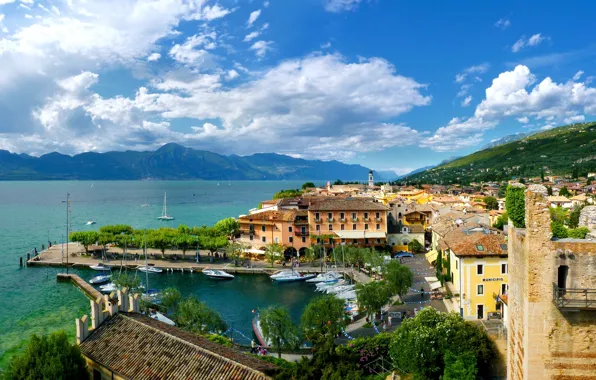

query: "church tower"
xmin=368 ymin=170 xmax=374 ymax=187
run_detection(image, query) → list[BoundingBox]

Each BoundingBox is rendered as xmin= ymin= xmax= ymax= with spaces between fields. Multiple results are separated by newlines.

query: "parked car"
xmin=394 ymin=251 xmax=414 ymax=258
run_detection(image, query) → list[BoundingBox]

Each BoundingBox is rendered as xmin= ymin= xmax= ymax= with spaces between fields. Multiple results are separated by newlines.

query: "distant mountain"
xmin=375 ymin=170 xmax=399 ymax=182
xmin=439 ymin=156 xmax=461 ymax=165
xmin=0 ymin=143 xmax=374 ymax=181
xmin=399 ymin=165 xmax=436 ymax=179
xmin=406 ymin=122 xmax=596 ymax=184
xmin=482 ymin=132 xmax=532 ymax=150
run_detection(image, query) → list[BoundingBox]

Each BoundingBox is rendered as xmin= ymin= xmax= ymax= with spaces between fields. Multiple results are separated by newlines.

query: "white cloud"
xmin=20 ymin=0 xmax=33 ymax=3
xmin=250 ymin=40 xmax=272 ymax=58
xmin=18 ymin=3 xmax=30 ymax=10
xmin=573 ymin=70 xmax=584 ymax=81
xmin=512 ymin=33 xmax=548 ymax=53
xmin=517 ymin=116 xmax=529 ymax=124
xmin=169 ymin=32 xmax=217 ymax=67
xmin=199 ymin=4 xmax=232 ymax=21
xmin=421 ymin=116 xmax=497 ymax=152
xmin=495 ymin=18 xmax=511 ymax=29
xmin=455 ymin=63 xmax=489 ymax=83
xmin=564 ymin=115 xmax=585 ymax=124
xmin=263 ymin=1 xmax=270 ymax=7
xmin=244 ymin=31 xmax=260 ymax=42
xmin=247 ymin=9 xmax=261 ymax=27
xmin=24 ymin=13 xmax=32 ymax=19
xmin=0 ymin=0 xmax=15 ymax=5
xmin=461 ymin=96 xmax=472 ymax=107
xmin=321 ymin=41 xmax=331 ymax=49
xmin=225 ymin=69 xmax=239 ymax=80
xmin=325 ymin=0 xmax=363 ymax=12
xmin=147 ymin=52 xmax=161 ymax=61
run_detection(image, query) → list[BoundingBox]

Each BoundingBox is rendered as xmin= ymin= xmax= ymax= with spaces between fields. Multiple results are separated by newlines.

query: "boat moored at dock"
xmin=203 ymin=269 xmax=234 ymax=280
xmin=99 ymin=282 xmax=117 ymax=293
xmin=89 ymin=274 xmax=111 ymax=284
xmin=270 ymin=270 xmax=316 ymax=282
xmin=138 ymin=265 xmax=163 ymax=274
xmin=89 ymin=263 xmax=111 ymax=271
xmin=305 ymin=271 xmax=341 ymax=283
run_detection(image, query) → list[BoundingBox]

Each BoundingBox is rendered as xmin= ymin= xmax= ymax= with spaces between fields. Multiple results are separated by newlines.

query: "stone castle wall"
xmin=507 ymin=185 xmax=596 ymax=380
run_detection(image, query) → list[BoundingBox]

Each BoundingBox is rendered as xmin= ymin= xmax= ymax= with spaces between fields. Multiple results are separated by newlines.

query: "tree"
xmin=492 ymin=211 xmax=508 ymax=230
xmin=551 ymin=221 xmax=569 ymax=238
xmin=568 ymin=205 xmax=583 ymax=228
xmin=98 ymin=232 xmax=115 ymax=250
xmin=389 ymin=308 xmax=495 ymax=380
xmin=160 ymin=287 xmax=181 ymax=313
xmin=483 ymin=196 xmax=498 ymax=210
xmin=547 ymin=186 xmax=553 ymax=196
xmin=3 ymin=331 xmax=89 ymax=380
xmin=198 ymin=234 xmax=228 ymax=257
xmin=175 ymin=296 xmax=227 ymax=334
xmin=174 ymin=233 xmax=194 ymax=257
xmin=333 ymin=179 xmax=344 ymax=185
xmin=147 ymin=230 xmax=173 ymax=257
xmin=443 ymin=351 xmax=477 ymax=380
xmin=300 ymin=295 xmax=346 ymax=342
xmin=99 ymin=224 xmax=133 ymax=235
xmin=214 ymin=217 xmax=240 ymax=238
xmin=301 ymin=247 xmax=316 ymax=266
xmin=260 ymin=305 xmax=300 ymax=358
xmin=273 ymin=189 xmax=302 ymax=199
xmin=505 ymin=185 xmax=525 ymax=228
xmin=540 ymin=169 xmax=545 ymax=182
xmin=572 ymin=166 xmax=579 ymax=179
xmin=301 ymin=182 xmax=315 ymax=190
xmin=112 ymin=272 xmax=142 ymax=293
xmin=69 ymin=231 xmax=99 ymax=253
xmin=407 ymin=239 xmax=423 ymax=253
xmin=549 ymin=206 xmax=567 ymax=224
xmin=113 ymin=233 xmax=134 ymax=254
xmin=383 ymin=261 xmax=413 ymax=297
xmin=497 ymin=183 xmax=507 ymax=198
xmin=226 ymin=242 xmax=245 ymax=266
xmin=568 ymin=226 xmax=590 ymax=239
xmin=265 ymin=243 xmax=283 ymax=267
xmin=355 ymin=281 xmax=391 ymax=319
xmin=559 ymin=186 xmax=571 ymax=197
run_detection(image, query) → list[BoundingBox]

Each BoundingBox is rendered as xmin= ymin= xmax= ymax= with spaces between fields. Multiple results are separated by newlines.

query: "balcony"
xmin=375 ymin=217 xmax=382 ymax=222
xmin=351 ymin=217 xmax=358 ymax=222
xmin=552 ymin=283 xmax=596 ymax=310
xmin=339 ymin=218 xmax=346 ymax=222
xmin=314 ymin=218 xmax=323 ymax=223
xmin=327 ymin=218 xmax=334 ymax=222
xmin=294 ymin=219 xmax=309 ymax=225
xmin=363 ymin=217 xmax=370 ymax=222
xmin=295 ymin=230 xmax=310 ymax=237
xmin=239 ymin=228 xmax=255 ymax=235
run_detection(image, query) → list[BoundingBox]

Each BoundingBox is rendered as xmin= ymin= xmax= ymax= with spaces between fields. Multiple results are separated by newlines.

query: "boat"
xmin=305 ymin=271 xmax=342 ymax=283
xmin=316 ymin=279 xmax=346 ymax=290
xmin=157 ymin=192 xmax=174 ymax=220
xmin=270 ymin=270 xmax=316 ymax=282
xmin=150 ymin=311 xmax=175 ymax=326
xmin=203 ymin=269 xmax=234 ymax=280
xmin=141 ymin=203 xmax=150 ymax=207
xmin=325 ymin=284 xmax=355 ymax=294
xmin=336 ymin=289 xmax=357 ymax=300
xmin=89 ymin=263 xmax=111 ymax=271
xmin=99 ymin=283 xmax=117 ymax=293
xmin=86 ymin=220 xmax=96 ymax=225
xmin=252 ymin=313 xmax=271 ymax=347
xmin=89 ymin=274 xmax=111 ymax=284
xmin=138 ymin=265 xmax=163 ymax=274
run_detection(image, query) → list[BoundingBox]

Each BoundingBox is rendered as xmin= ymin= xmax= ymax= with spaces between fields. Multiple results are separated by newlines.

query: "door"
xmin=477 ymin=304 xmax=484 ymax=319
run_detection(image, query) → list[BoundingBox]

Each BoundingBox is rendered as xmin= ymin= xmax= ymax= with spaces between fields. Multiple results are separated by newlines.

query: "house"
xmin=547 ymin=195 xmax=573 ymax=209
xmin=75 ymin=289 xmax=278 ymax=380
xmin=570 ymin=193 xmax=591 ymax=207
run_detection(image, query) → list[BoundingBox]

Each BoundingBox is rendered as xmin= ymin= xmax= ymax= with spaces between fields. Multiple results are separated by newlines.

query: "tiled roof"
xmin=548 ymin=196 xmax=571 ymax=203
xmin=308 ymin=199 xmax=390 ymax=211
xmin=238 ymin=210 xmax=296 ymax=222
xmin=79 ymin=313 xmax=278 ymax=380
xmin=441 ymin=228 xmax=507 ymax=257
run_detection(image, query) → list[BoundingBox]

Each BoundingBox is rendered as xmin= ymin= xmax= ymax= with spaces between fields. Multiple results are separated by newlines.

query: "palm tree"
xmin=264 ymin=243 xmax=283 ymax=267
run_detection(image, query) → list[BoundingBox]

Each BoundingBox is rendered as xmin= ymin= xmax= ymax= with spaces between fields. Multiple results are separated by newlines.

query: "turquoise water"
xmin=0 ymin=181 xmax=313 ymax=368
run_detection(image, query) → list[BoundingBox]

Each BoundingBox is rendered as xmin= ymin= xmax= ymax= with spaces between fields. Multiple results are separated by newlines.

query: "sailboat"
xmin=139 ymin=232 xmax=174 ymax=325
xmin=157 ymin=192 xmax=174 ymax=220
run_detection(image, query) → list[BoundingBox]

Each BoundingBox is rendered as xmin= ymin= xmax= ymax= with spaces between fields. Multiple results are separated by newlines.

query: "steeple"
xmin=368 ymin=170 xmax=374 ymax=187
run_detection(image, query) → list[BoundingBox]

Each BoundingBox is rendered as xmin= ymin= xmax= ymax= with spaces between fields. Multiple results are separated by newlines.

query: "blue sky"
xmin=0 ymin=0 xmax=595 ymax=175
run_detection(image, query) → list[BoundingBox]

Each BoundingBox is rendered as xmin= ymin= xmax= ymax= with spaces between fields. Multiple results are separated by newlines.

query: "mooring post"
xmin=19 ymin=257 xmax=23 ymax=267
xmin=26 ymin=252 xmax=30 ymax=266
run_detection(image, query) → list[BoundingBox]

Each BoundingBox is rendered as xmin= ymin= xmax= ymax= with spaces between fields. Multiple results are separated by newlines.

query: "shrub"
xmin=505 ymin=185 xmax=525 ymax=228
xmin=568 ymin=226 xmax=590 ymax=239
xmin=551 ymin=221 xmax=568 ymax=239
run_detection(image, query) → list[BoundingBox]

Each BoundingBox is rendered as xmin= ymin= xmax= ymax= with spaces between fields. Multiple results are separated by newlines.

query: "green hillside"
xmin=407 ymin=122 xmax=596 ymax=184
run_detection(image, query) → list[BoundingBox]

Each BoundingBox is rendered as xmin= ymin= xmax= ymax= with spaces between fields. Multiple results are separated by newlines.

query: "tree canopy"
xmin=383 ymin=261 xmax=413 ymax=297
xmin=300 ymin=295 xmax=346 ymax=342
xmin=355 ymin=281 xmax=391 ymax=319
xmin=301 ymin=182 xmax=316 ymax=190
xmin=174 ymin=296 xmax=227 ymax=334
xmin=3 ymin=331 xmax=89 ymax=380
xmin=273 ymin=189 xmax=302 ymax=199
xmin=505 ymin=185 xmax=525 ymax=228
xmin=483 ymin=196 xmax=498 ymax=210
xmin=260 ymin=305 xmax=300 ymax=358
xmin=69 ymin=231 xmax=99 ymax=253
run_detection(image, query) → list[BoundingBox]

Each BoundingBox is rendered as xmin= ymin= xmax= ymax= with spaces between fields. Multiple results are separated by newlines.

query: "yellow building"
xmin=439 ymin=226 xmax=508 ymax=320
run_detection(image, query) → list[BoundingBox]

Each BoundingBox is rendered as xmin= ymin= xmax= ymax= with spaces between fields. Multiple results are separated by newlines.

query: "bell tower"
xmin=368 ymin=170 xmax=374 ymax=188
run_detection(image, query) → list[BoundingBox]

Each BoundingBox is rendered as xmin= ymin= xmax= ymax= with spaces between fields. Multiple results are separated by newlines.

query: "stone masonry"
xmin=579 ymin=205 xmax=596 ymax=239
xmin=507 ymin=185 xmax=596 ymax=380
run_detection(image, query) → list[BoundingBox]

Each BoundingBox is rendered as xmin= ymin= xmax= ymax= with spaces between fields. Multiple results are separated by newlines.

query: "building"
xmin=76 ymin=289 xmax=278 ymax=380
xmin=508 ymin=185 xmax=596 ymax=380
xmin=368 ymin=170 xmax=374 ymax=188
xmin=439 ymin=226 xmax=508 ymax=320
xmin=308 ymin=199 xmax=390 ymax=249
xmin=547 ymin=195 xmax=573 ymax=209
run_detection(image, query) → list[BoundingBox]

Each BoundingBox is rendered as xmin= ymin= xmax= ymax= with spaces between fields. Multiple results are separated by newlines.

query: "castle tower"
xmin=507 ymin=185 xmax=596 ymax=380
xmin=368 ymin=170 xmax=374 ymax=188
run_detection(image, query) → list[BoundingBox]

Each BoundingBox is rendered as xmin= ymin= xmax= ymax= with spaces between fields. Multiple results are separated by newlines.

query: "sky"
xmin=0 ymin=0 xmax=595 ymax=175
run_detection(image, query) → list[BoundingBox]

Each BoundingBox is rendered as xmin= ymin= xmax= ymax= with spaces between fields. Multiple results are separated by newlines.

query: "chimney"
xmin=76 ymin=315 xmax=89 ymax=344
xmin=129 ymin=293 xmax=140 ymax=313
xmin=118 ymin=288 xmax=129 ymax=312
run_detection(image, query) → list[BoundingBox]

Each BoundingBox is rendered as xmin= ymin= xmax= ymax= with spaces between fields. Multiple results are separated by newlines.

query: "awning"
xmin=424 ymin=276 xmax=439 ymax=283
xmin=243 ymin=249 xmax=265 ymax=255
xmin=334 ymin=231 xmax=387 ymax=239
xmin=430 ymin=281 xmax=442 ymax=290
xmin=425 ymin=250 xmax=438 ymax=264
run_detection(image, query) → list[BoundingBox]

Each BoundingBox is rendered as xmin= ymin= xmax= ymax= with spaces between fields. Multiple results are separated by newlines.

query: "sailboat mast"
xmin=144 ymin=230 xmax=149 ymax=296
xmin=163 ymin=192 xmax=167 ymax=216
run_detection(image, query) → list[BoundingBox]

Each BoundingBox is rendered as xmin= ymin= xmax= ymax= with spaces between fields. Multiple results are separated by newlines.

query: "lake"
xmin=0 ymin=180 xmax=314 ymax=369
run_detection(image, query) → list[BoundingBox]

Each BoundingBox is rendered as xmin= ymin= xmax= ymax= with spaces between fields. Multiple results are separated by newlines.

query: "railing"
xmin=351 ymin=218 xmax=358 ymax=222
xmin=294 ymin=219 xmax=309 ymax=225
xmin=314 ymin=218 xmax=323 ymax=223
xmin=363 ymin=217 xmax=370 ymax=222
xmin=327 ymin=218 xmax=334 ymax=222
xmin=339 ymin=218 xmax=346 ymax=222
xmin=552 ymin=283 xmax=596 ymax=310
xmin=375 ymin=217 xmax=382 ymax=222
xmin=295 ymin=230 xmax=310 ymax=237
xmin=239 ymin=228 xmax=255 ymax=235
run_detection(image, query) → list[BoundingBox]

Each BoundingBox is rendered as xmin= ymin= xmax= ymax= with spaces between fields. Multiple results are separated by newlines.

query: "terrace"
xmin=552 ymin=283 xmax=596 ymax=311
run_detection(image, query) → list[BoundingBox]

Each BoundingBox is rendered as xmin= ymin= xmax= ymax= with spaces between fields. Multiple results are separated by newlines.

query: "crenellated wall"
xmin=507 ymin=185 xmax=596 ymax=380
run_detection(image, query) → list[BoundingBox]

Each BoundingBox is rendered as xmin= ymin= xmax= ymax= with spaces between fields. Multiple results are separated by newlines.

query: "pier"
xmin=57 ymin=273 xmax=103 ymax=300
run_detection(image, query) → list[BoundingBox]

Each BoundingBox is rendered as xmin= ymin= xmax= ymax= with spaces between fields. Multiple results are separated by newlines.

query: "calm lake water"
xmin=0 ymin=180 xmax=314 ymax=369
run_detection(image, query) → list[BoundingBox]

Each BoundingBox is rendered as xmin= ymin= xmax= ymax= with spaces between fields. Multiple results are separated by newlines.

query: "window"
xmin=352 ymin=224 xmax=357 ymax=230
xmin=455 ymin=259 xmax=458 ymax=270
xmin=376 ymin=238 xmax=381 ymax=243
xmin=341 ymin=224 xmax=345 ymax=230
xmin=302 ymin=237 xmax=306 ymax=243
xmin=249 ymin=235 xmax=253 ymax=241
xmin=364 ymin=212 xmax=369 ymax=219
xmin=476 ymin=245 xmax=484 ymax=251
xmin=341 ymin=238 xmax=346 ymax=243
xmin=249 ymin=224 xmax=254 ymax=231
xmin=328 ymin=212 xmax=333 ymax=220
xmin=262 ymin=236 xmax=266 ymax=242
xmin=93 ymin=369 xmax=102 ymax=380
xmin=261 ymin=225 xmax=266 ymax=232
xmin=274 ymin=237 xmax=279 ymax=244
xmin=477 ymin=284 xmax=484 ymax=295
xmin=477 ymin=264 xmax=484 ymax=275
xmin=275 ymin=225 xmax=279 ymax=230
xmin=288 ymin=226 xmax=293 ymax=232
xmin=365 ymin=238 xmax=369 ymax=244
xmin=501 ymin=263 xmax=508 ymax=274
xmin=501 ymin=283 xmax=508 ymax=295
xmin=351 ymin=212 xmax=357 ymax=220
xmin=364 ymin=224 xmax=369 ymax=230
xmin=289 ymin=237 xmax=293 ymax=243
xmin=328 ymin=224 xmax=333 ymax=231
xmin=376 ymin=212 xmax=380 ymax=219
xmin=376 ymin=223 xmax=380 ymax=230
xmin=340 ymin=212 xmax=345 ymax=219
xmin=316 ymin=225 xmax=320 ymax=231
xmin=315 ymin=212 xmax=320 ymax=220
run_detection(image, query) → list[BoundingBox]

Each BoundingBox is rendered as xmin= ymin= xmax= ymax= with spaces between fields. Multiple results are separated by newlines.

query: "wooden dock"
xmin=57 ymin=273 xmax=103 ymax=300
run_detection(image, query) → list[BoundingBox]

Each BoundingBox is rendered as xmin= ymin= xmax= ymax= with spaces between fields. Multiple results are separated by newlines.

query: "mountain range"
xmin=406 ymin=122 xmax=596 ymax=184
xmin=0 ymin=143 xmax=386 ymax=181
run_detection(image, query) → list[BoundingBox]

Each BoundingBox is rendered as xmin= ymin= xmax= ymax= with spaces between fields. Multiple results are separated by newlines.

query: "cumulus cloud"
xmin=495 ymin=18 xmax=510 ymax=29
xmin=147 ymin=52 xmax=161 ymax=61
xmin=250 ymin=40 xmax=272 ymax=58
xmin=247 ymin=9 xmax=261 ymax=27
xmin=512 ymin=33 xmax=548 ymax=53
xmin=424 ymin=64 xmax=596 ymax=151
xmin=321 ymin=41 xmax=332 ymax=49
xmin=244 ymin=31 xmax=260 ymax=42
xmin=325 ymin=0 xmax=363 ymax=12
xmin=169 ymin=32 xmax=217 ymax=67
xmin=0 ymin=0 xmax=16 ymax=4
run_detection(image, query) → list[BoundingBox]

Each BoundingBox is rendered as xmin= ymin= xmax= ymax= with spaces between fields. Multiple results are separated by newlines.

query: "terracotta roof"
xmin=308 ymin=199 xmax=390 ymax=211
xmin=548 ymin=196 xmax=571 ymax=203
xmin=441 ymin=228 xmax=507 ymax=257
xmin=239 ymin=210 xmax=296 ymax=222
xmin=79 ymin=313 xmax=278 ymax=380
xmin=414 ymin=204 xmax=435 ymax=213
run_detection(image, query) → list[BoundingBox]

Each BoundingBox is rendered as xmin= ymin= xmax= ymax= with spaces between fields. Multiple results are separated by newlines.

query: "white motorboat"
xmin=89 ymin=274 xmax=111 ymax=284
xmin=150 ymin=311 xmax=176 ymax=326
xmin=270 ymin=270 xmax=316 ymax=282
xmin=203 ymin=269 xmax=234 ymax=280
xmin=138 ymin=266 xmax=163 ymax=274
xmin=325 ymin=284 xmax=355 ymax=294
xmin=316 ymin=279 xmax=346 ymax=291
xmin=99 ymin=283 xmax=117 ymax=293
xmin=157 ymin=192 xmax=174 ymax=220
xmin=336 ymin=289 xmax=357 ymax=300
xmin=89 ymin=263 xmax=111 ymax=271
xmin=86 ymin=220 xmax=96 ymax=225
xmin=252 ymin=313 xmax=272 ymax=347
xmin=305 ymin=271 xmax=342 ymax=283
